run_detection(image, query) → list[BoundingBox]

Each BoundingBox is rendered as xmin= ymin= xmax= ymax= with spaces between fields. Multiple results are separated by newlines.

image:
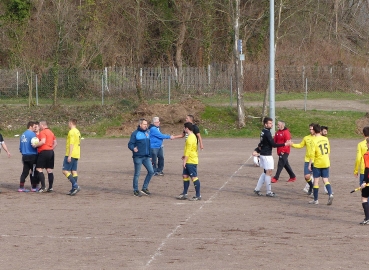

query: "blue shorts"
xmin=304 ymin=162 xmax=313 ymax=175
xmin=62 ymin=156 xmax=78 ymax=172
xmin=183 ymin=164 xmax=198 ymax=178
xmin=312 ymin=167 xmax=329 ymax=178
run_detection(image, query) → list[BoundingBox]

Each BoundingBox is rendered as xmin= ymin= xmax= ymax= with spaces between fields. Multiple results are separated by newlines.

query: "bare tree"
xmin=233 ymin=0 xmax=245 ymax=128
xmin=173 ymin=1 xmax=193 ymax=86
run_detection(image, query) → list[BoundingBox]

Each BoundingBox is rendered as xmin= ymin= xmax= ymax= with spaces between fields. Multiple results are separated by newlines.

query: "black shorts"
xmin=22 ymin=154 xmax=37 ymax=165
xmin=36 ymin=150 xmax=54 ymax=169
xmin=362 ymin=186 xmax=369 ymax=198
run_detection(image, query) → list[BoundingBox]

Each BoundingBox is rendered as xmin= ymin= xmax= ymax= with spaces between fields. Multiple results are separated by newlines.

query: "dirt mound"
xmin=106 ymin=98 xmax=205 ymax=136
xmin=355 ymin=112 xmax=369 ymax=134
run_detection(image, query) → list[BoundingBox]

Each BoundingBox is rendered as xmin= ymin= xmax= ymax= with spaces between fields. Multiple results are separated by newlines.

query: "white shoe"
xmin=309 ymin=200 xmax=319 ymax=205
xmin=266 ymin=192 xmax=276 ymax=197
xmin=303 ymin=187 xmax=309 ymax=194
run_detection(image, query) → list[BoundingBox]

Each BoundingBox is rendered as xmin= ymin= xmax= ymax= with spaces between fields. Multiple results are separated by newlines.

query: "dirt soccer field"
xmin=0 ymin=137 xmax=366 ymax=269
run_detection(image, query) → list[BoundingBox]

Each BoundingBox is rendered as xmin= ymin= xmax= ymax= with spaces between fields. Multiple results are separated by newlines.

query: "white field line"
xmin=144 ymin=155 xmax=252 ymax=268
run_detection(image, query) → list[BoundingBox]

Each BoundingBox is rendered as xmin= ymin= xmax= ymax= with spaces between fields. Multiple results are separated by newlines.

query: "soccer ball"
xmin=31 ymin=137 xmax=39 ymax=146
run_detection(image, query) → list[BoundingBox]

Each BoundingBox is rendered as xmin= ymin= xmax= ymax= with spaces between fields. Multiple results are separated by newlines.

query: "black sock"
xmin=48 ymin=173 xmax=54 ymax=189
xmin=363 ymin=202 xmax=369 ymax=220
xmin=38 ymin=172 xmax=45 ymax=189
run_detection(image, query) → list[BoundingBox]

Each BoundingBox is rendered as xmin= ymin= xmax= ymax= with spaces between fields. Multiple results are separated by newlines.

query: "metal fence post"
xmin=104 ymin=67 xmax=109 ymax=93
xmin=304 ymin=77 xmax=308 ymax=112
xmin=330 ymin=66 xmax=333 ymax=91
xmin=230 ymin=75 xmax=233 ymax=107
xmin=36 ymin=74 xmax=39 ymax=105
xmin=302 ymin=66 xmax=305 ymax=92
xmin=101 ymin=74 xmax=104 ymax=105
xmin=207 ymin=64 xmax=211 ymax=85
xmin=16 ymin=70 xmax=19 ymax=97
xmin=168 ymin=76 xmax=171 ymax=104
xmin=140 ymin=68 xmax=143 ymax=86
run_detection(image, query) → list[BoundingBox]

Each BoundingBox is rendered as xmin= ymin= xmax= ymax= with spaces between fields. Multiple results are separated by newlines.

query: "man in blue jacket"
xmin=19 ymin=121 xmax=38 ymax=192
xmin=128 ymin=118 xmax=155 ymax=197
xmin=149 ymin=117 xmax=174 ymax=176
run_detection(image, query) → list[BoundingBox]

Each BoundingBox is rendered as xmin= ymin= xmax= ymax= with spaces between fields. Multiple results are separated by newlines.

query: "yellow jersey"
xmin=354 ymin=139 xmax=367 ymax=175
xmin=184 ymin=133 xmax=198 ymax=164
xmin=66 ymin=127 xmax=81 ymax=159
xmin=292 ymin=134 xmax=314 ymax=162
xmin=310 ymin=135 xmax=330 ymax=168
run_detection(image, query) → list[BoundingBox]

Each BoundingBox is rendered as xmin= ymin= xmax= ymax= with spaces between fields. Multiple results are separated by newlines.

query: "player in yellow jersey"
xmin=62 ymin=119 xmax=81 ymax=196
xmin=359 ymin=138 xmax=369 ymax=225
xmin=308 ymin=124 xmax=333 ymax=205
xmin=177 ymin=122 xmax=201 ymax=201
xmin=291 ymin=123 xmax=315 ymax=195
xmin=354 ymin=127 xmax=369 ymax=186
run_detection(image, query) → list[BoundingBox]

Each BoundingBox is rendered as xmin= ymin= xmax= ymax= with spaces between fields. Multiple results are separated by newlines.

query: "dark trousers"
xmin=274 ymin=153 xmax=296 ymax=180
xmin=151 ymin=147 xmax=164 ymax=173
xmin=20 ymin=155 xmax=37 ymax=187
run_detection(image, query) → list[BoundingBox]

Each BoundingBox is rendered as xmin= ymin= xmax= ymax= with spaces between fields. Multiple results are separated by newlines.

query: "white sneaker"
xmin=309 ymin=200 xmax=319 ymax=204
xmin=303 ymin=187 xmax=309 ymax=194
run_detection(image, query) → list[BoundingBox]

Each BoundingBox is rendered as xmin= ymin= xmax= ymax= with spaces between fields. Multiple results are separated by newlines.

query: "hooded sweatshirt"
xmin=148 ymin=124 xmax=171 ymax=149
xmin=128 ymin=126 xmax=151 ymax=158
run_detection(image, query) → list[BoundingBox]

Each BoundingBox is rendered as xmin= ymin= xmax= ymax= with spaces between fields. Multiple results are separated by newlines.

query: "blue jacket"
xmin=128 ymin=126 xmax=151 ymax=158
xmin=149 ymin=124 xmax=170 ymax=148
xmin=19 ymin=130 xmax=38 ymax=155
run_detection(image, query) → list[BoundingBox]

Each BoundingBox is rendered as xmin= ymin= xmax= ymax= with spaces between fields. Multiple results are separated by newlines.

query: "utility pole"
xmin=269 ymin=0 xmax=276 ymax=134
xmin=234 ymin=0 xmax=245 ymax=128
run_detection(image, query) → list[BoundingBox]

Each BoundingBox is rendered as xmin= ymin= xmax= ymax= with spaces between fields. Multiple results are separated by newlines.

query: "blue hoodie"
xmin=149 ymin=124 xmax=171 ymax=149
xmin=128 ymin=126 xmax=151 ymax=158
xmin=19 ymin=130 xmax=38 ymax=155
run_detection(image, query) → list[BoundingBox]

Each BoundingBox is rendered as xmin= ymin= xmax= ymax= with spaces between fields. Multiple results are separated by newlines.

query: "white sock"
xmin=265 ymin=175 xmax=272 ymax=193
xmin=255 ymin=173 xmax=265 ymax=191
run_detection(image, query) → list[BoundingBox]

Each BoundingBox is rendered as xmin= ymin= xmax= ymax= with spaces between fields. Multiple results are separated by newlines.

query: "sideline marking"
xmin=144 ymin=155 xmax=252 ymax=268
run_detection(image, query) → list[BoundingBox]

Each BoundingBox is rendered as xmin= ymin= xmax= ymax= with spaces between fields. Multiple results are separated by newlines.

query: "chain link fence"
xmin=0 ymin=64 xmax=368 ymax=105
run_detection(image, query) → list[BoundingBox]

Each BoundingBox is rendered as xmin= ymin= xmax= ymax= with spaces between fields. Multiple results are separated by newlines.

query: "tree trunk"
xmin=175 ymin=20 xmax=186 ymax=86
xmin=174 ymin=2 xmax=192 ymax=87
xmin=27 ymin=70 xmax=33 ymax=108
xmin=233 ymin=0 xmax=245 ymax=128
xmin=134 ymin=0 xmax=145 ymax=102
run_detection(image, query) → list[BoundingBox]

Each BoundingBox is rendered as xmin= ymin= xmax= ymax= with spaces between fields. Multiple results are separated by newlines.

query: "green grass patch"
xmin=197 ymin=91 xmax=369 ymax=105
xmin=200 ymin=106 xmax=364 ymax=139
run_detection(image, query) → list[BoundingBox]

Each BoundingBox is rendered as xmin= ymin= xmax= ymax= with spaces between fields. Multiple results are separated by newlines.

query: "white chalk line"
xmin=144 ymin=155 xmax=252 ymax=268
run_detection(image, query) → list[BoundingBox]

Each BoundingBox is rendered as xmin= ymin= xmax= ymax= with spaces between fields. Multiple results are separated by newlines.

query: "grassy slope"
xmin=0 ymin=97 xmax=365 ymax=139
xmin=200 ymin=106 xmax=364 ymax=139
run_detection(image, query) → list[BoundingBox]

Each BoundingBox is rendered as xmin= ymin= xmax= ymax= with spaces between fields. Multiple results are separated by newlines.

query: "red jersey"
xmin=37 ymin=128 xmax=56 ymax=153
xmin=274 ymin=128 xmax=291 ymax=155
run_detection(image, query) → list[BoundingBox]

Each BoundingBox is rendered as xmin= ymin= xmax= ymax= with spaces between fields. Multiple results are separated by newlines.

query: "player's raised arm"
xmin=292 ymin=138 xmax=306 ymax=149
